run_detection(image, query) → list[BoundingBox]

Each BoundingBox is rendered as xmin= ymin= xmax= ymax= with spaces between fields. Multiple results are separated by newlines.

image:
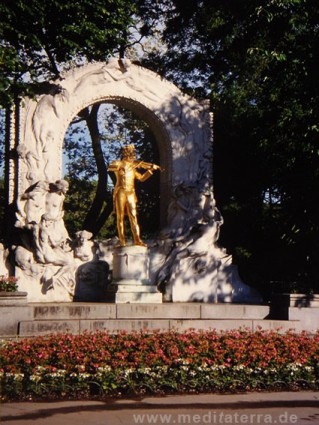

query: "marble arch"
xmin=5 ymin=58 xmax=260 ymax=304
xmin=9 ymin=58 xmax=213 ymax=214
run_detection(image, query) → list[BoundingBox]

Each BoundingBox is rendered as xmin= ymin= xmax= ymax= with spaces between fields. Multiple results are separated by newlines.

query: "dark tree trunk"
xmin=82 ymin=104 xmax=113 ymax=236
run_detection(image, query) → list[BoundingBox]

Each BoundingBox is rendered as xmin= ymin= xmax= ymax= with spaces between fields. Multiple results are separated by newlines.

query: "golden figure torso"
xmin=115 ymin=160 xmax=137 ymax=192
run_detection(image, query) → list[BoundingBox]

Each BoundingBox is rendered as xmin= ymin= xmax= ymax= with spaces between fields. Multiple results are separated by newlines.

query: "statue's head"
xmin=121 ymin=144 xmax=136 ymax=160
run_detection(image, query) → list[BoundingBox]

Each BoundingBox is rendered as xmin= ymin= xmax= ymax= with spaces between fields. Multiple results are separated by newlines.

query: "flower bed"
xmin=1 ymin=328 xmax=319 ymax=401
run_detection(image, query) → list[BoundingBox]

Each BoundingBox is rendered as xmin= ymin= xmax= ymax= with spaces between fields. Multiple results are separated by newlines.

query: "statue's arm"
xmin=135 ymin=169 xmax=153 ymax=182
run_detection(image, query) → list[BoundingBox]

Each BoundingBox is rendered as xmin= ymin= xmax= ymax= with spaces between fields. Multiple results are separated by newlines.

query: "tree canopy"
xmin=0 ymin=0 xmax=136 ymax=107
xmin=143 ymin=0 xmax=319 ymax=294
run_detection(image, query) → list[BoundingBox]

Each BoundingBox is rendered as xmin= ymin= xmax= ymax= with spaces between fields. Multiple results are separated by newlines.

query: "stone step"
xmin=30 ymin=303 xmax=271 ymax=320
xmin=3 ymin=302 xmax=306 ymax=338
xmin=18 ymin=317 xmax=301 ymax=337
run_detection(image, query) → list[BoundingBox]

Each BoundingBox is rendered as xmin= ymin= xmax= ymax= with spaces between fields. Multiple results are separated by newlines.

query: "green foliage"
xmin=63 ymin=177 xmax=117 ymax=239
xmin=0 ymin=0 xmax=136 ymax=107
xmin=141 ymin=0 xmax=319 ymax=295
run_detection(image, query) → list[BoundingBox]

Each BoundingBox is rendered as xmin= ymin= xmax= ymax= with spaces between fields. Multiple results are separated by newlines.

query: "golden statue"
xmin=108 ymin=144 xmax=161 ymax=247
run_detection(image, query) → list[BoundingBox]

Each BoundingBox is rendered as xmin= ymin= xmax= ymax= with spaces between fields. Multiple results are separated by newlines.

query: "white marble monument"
xmin=4 ymin=58 xmax=261 ymax=304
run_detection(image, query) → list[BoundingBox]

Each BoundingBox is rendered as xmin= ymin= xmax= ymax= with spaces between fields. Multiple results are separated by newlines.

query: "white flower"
xmin=30 ymin=375 xmax=41 ymax=382
xmin=305 ymin=366 xmax=314 ymax=372
xmin=35 ymin=366 xmax=46 ymax=373
xmin=7 ymin=373 xmax=24 ymax=381
xmin=78 ymin=373 xmax=91 ymax=379
xmin=75 ymin=365 xmax=85 ymax=372
xmin=233 ymin=365 xmax=245 ymax=371
xmin=97 ymin=366 xmax=112 ymax=373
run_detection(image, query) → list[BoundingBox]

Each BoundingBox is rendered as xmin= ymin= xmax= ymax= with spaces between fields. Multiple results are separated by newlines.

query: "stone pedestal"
xmin=0 ymin=291 xmax=28 ymax=306
xmin=107 ymin=246 xmax=162 ymax=303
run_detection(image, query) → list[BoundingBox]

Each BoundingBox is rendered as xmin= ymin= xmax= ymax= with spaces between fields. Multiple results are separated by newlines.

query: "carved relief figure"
xmin=16 ymin=145 xmax=41 ymax=185
xmin=14 ymin=245 xmax=43 ymax=277
xmin=108 ymin=144 xmax=161 ymax=247
xmin=44 ymin=180 xmax=70 ymax=242
xmin=160 ymin=183 xmax=195 ymax=240
xmin=73 ymin=58 xmax=130 ymax=94
xmin=73 ymin=231 xmax=110 ymax=302
xmin=14 ymin=179 xmax=75 ymax=297
xmin=16 ymin=180 xmax=50 ymax=229
xmin=74 ymin=230 xmax=95 ymax=262
xmin=31 ymin=180 xmax=71 ymax=262
xmin=31 ymin=88 xmax=69 ymax=180
xmin=33 ymin=214 xmax=71 ymax=265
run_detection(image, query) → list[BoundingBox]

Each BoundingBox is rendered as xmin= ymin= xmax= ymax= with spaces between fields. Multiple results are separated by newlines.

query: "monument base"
xmin=107 ymin=245 xmax=162 ymax=303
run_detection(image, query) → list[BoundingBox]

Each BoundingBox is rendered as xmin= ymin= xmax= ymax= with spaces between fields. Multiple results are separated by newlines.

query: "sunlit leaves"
xmin=0 ymin=0 xmax=136 ymax=106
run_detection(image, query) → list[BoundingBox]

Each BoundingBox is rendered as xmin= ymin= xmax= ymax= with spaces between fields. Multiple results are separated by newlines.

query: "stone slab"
xmin=289 ymin=308 xmax=319 ymax=333
xmin=19 ymin=320 xmax=80 ymax=336
xmin=2 ymin=302 xmax=310 ymax=337
xmin=0 ymin=291 xmax=28 ymax=306
xmin=201 ymin=304 xmax=270 ymax=319
xmin=115 ymin=285 xmax=158 ymax=293
xmin=0 ymin=305 xmax=33 ymax=337
xmin=111 ymin=280 xmax=153 ymax=287
xmin=80 ymin=319 xmax=170 ymax=333
xmin=17 ymin=317 xmax=304 ymax=337
xmin=32 ymin=303 xmax=116 ymax=320
xmin=117 ymin=303 xmax=201 ymax=319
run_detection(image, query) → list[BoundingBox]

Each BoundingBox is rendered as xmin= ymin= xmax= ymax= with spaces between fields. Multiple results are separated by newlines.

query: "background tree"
xmin=0 ymin=0 xmax=136 ymax=107
xmin=139 ymin=0 xmax=319 ymax=295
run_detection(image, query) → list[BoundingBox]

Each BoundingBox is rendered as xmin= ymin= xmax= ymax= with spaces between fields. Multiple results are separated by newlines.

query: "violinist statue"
xmin=108 ymin=144 xmax=161 ymax=247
